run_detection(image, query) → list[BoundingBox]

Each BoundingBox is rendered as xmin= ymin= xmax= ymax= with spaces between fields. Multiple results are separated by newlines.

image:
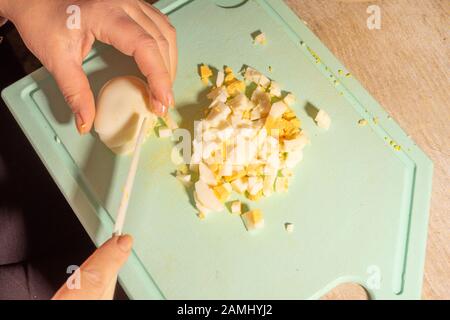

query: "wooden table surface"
xmin=284 ymin=0 xmax=449 ymax=299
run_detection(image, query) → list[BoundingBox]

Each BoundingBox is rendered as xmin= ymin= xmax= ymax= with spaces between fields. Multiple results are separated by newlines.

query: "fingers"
xmin=137 ymin=1 xmax=178 ymax=82
xmin=50 ymin=60 xmax=95 ymax=134
xmin=96 ymin=14 xmax=173 ymax=116
xmin=52 ymin=235 xmax=133 ymax=300
xmin=125 ymin=8 xmax=171 ymax=83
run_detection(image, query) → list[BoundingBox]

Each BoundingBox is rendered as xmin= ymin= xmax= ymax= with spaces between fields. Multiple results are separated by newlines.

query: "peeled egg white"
xmin=94 ymin=76 xmax=157 ymax=154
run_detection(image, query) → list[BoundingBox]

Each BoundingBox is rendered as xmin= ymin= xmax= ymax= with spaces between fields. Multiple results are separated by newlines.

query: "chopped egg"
xmin=315 ymin=109 xmax=331 ymax=130
xmin=207 ymin=86 xmax=228 ymax=103
xmin=216 ymin=70 xmax=225 ymax=87
xmin=241 ymin=209 xmax=264 ymax=231
xmin=258 ymin=75 xmax=271 ymax=88
xmin=177 ymin=164 xmax=189 ymax=175
xmin=194 ymin=192 xmax=211 ymax=215
xmin=176 ymin=174 xmax=191 ymax=185
xmin=157 ymin=126 xmax=172 ymax=138
xmin=213 ymin=183 xmax=232 ymax=202
xmin=284 ymin=222 xmax=294 ymax=233
xmin=195 ymin=180 xmax=224 ymax=212
xmin=269 ymin=101 xmax=288 ymax=118
xmin=224 ymin=71 xmax=235 ymax=84
xmin=200 ymin=64 xmax=213 ymax=84
xmin=231 ymin=177 xmax=248 ymax=194
xmin=206 ymin=102 xmax=231 ymax=126
xmin=280 ymin=168 xmax=293 ymax=177
xmin=199 ymin=162 xmax=218 ymax=186
xmin=284 ymin=150 xmax=303 ymax=169
xmin=197 ymin=212 xmax=206 ymax=220
xmin=244 ymin=67 xmax=262 ymax=83
xmin=358 ymin=119 xmax=368 ymax=126
xmin=185 ymin=66 xmax=310 ymax=228
xmin=230 ymin=200 xmax=242 ymax=214
xmin=263 ymin=175 xmax=276 ymax=196
xmin=224 ymin=66 xmax=233 ymax=74
xmin=219 ymin=162 xmax=233 ymax=176
xmin=283 ymin=93 xmax=296 ymax=106
xmin=247 ymin=176 xmax=264 ymax=195
xmin=275 ymin=177 xmax=289 ymax=193
xmin=254 ymin=32 xmax=267 ymax=45
xmin=269 ymin=81 xmax=282 ymax=97
xmin=226 ymin=79 xmax=246 ymax=96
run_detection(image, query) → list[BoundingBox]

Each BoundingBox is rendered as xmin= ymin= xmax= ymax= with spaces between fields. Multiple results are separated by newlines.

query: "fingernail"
xmin=152 ymin=98 xmax=167 ymax=116
xmin=167 ymin=91 xmax=175 ymax=108
xmin=117 ymin=235 xmax=133 ymax=253
xmin=161 ymin=104 xmax=168 ymax=115
xmin=75 ymin=113 xmax=86 ymax=135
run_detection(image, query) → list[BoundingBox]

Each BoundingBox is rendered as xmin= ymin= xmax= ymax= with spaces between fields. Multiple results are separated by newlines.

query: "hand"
xmin=52 ymin=234 xmax=133 ymax=300
xmin=0 ymin=0 xmax=177 ymax=133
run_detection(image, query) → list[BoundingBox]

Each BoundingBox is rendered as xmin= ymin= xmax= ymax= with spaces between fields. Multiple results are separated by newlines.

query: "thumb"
xmin=52 ymin=235 xmax=133 ymax=300
xmin=50 ymin=60 xmax=95 ymax=134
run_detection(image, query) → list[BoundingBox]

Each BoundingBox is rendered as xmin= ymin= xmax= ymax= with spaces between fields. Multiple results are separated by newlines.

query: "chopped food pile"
xmin=177 ymin=64 xmax=313 ymax=231
xmin=253 ymin=31 xmax=267 ymax=45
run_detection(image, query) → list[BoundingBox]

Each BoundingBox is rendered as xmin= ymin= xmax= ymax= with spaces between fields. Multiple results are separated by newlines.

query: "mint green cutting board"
xmin=2 ymin=0 xmax=433 ymax=299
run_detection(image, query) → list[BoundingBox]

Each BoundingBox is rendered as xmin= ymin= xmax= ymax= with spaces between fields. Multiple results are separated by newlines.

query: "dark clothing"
xmin=0 ymin=24 xmax=127 ymax=300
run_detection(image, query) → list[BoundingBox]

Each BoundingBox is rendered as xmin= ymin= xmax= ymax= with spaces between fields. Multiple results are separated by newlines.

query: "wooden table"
xmin=284 ymin=0 xmax=449 ymax=299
